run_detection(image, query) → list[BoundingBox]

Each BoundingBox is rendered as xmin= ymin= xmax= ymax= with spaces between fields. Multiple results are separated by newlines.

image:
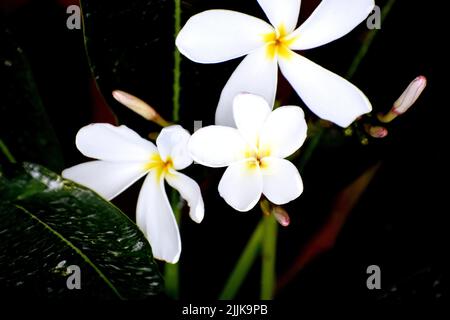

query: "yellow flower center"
xmin=145 ymin=153 xmax=174 ymax=179
xmin=263 ymin=24 xmax=298 ymax=60
xmin=245 ymin=146 xmax=271 ymax=170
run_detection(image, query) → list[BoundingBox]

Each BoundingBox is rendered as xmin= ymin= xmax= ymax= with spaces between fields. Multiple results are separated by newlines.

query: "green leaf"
xmin=0 ymin=162 xmax=162 ymax=299
xmin=0 ymin=27 xmax=64 ymax=171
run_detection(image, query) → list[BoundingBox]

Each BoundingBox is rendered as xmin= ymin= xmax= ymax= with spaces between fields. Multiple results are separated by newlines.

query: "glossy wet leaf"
xmin=0 ymin=162 xmax=162 ymax=299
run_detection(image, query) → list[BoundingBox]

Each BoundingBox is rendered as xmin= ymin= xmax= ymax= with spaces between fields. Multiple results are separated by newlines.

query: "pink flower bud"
xmin=392 ymin=76 xmax=427 ymax=115
xmin=368 ymin=126 xmax=388 ymax=138
xmin=112 ymin=90 xmax=171 ymax=127
xmin=378 ymin=76 xmax=427 ymax=123
xmin=273 ymin=206 xmax=290 ymax=227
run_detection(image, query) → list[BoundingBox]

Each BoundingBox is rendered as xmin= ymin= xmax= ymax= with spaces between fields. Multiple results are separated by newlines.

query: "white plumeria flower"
xmin=176 ymin=0 xmax=375 ymax=128
xmin=62 ymin=124 xmax=204 ymax=264
xmin=189 ymin=93 xmax=306 ymax=212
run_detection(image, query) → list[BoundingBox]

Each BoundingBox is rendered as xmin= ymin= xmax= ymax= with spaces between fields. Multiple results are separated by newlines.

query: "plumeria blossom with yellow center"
xmin=62 ymin=124 xmax=204 ymax=263
xmin=189 ymin=93 xmax=307 ymax=212
xmin=176 ymin=0 xmax=375 ymax=128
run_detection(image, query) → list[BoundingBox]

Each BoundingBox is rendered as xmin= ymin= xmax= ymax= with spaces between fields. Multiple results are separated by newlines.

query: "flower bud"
xmin=112 ymin=90 xmax=171 ymax=127
xmin=378 ymin=76 xmax=427 ymax=123
xmin=273 ymin=206 xmax=290 ymax=227
xmin=367 ymin=125 xmax=388 ymax=138
xmin=392 ymin=76 xmax=427 ymax=115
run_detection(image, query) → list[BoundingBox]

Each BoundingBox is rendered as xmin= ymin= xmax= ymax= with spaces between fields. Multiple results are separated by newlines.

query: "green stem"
xmin=172 ymin=0 xmax=182 ymax=122
xmin=261 ymin=214 xmax=277 ymax=300
xmin=165 ymin=0 xmax=183 ymax=299
xmin=297 ymin=128 xmax=324 ymax=172
xmin=346 ymin=0 xmax=397 ymax=79
xmin=219 ymin=220 xmax=264 ymax=299
xmin=165 ymin=190 xmax=182 ymax=299
xmin=0 ymin=138 xmax=16 ymax=164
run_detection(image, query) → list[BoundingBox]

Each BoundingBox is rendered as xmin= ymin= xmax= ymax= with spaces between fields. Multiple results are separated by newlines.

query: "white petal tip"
xmin=61 ymin=169 xmax=69 ymax=179
xmin=219 ymin=190 xmax=259 ymax=212
xmin=342 ymin=103 xmax=372 ymax=128
xmin=192 ymin=216 xmax=204 ymax=224
xmin=190 ymin=207 xmax=205 ymax=224
xmin=156 ymin=254 xmax=180 ymax=264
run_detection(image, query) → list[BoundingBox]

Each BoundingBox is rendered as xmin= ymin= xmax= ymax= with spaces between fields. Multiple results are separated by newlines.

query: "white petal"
xmin=259 ymin=106 xmax=307 ymax=158
xmin=289 ymin=0 xmax=375 ymax=50
xmin=233 ymin=93 xmax=271 ymax=148
xmin=215 ymin=47 xmax=278 ymax=127
xmin=136 ymin=171 xmax=181 ymax=264
xmin=261 ymin=157 xmax=303 ymax=205
xmin=62 ymin=160 xmax=148 ymax=200
xmin=176 ymin=10 xmax=273 ymax=64
xmin=76 ymin=123 xmax=156 ymax=162
xmin=257 ymin=0 xmax=301 ymax=33
xmin=166 ymin=170 xmax=204 ymax=223
xmin=279 ymin=52 xmax=372 ymax=127
xmin=156 ymin=125 xmax=192 ymax=170
xmin=218 ymin=160 xmax=263 ymax=212
xmin=188 ymin=126 xmax=248 ymax=168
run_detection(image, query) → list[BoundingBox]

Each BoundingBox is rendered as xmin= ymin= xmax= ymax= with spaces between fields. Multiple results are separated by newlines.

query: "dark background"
xmin=1 ymin=0 xmax=447 ymax=305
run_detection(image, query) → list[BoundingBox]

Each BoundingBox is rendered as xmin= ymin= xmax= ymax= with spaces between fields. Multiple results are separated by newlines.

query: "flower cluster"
xmin=63 ymin=0 xmax=376 ymax=263
xmin=176 ymin=0 xmax=375 ymax=127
